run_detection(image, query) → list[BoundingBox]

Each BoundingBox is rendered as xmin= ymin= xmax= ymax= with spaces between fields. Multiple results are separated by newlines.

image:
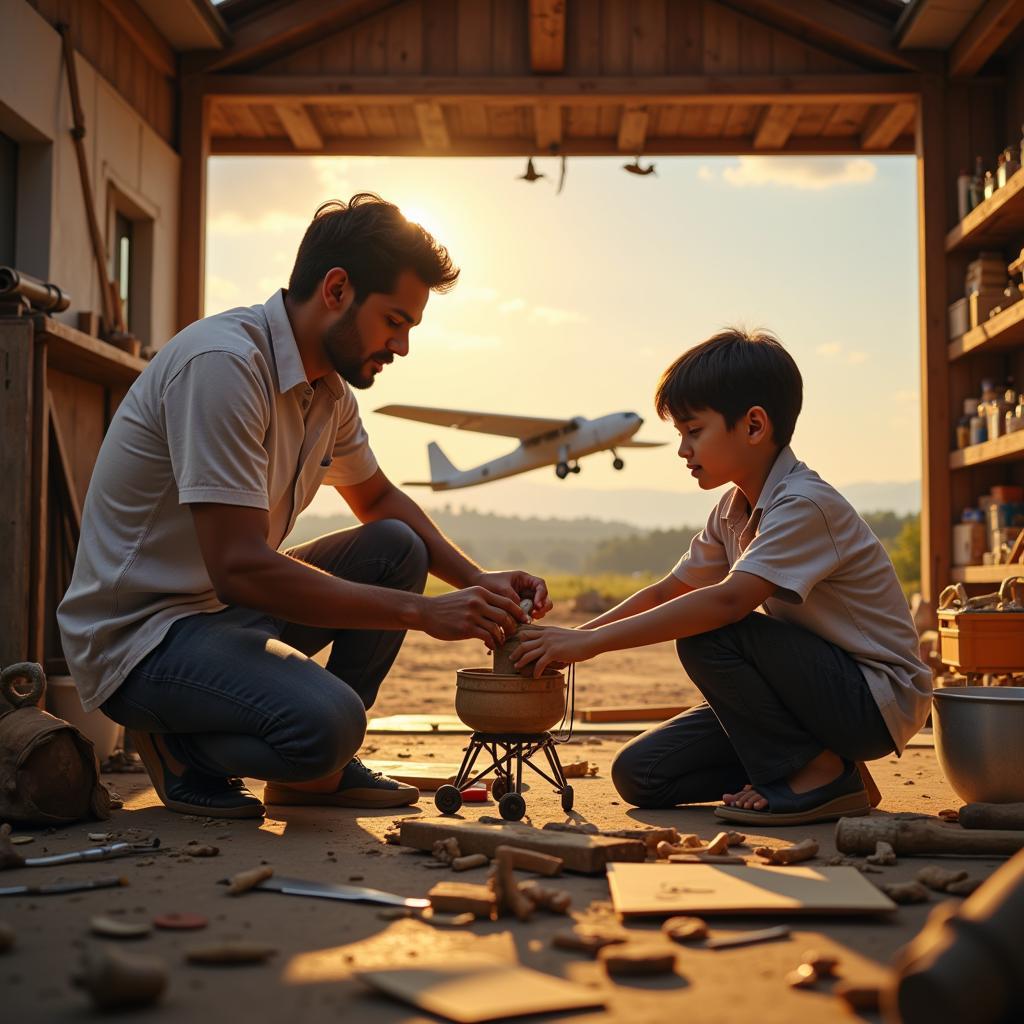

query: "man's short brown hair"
xmin=288 ymin=193 xmax=459 ymax=303
xmin=654 ymin=327 xmax=803 ymax=447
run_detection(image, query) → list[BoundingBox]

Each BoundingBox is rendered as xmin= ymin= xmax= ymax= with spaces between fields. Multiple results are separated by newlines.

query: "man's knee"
xmin=289 ymin=687 xmax=367 ymax=779
xmin=611 ymin=741 xmax=659 ymax=808
xmin=362 ymin=519 xmax=429 ymax=593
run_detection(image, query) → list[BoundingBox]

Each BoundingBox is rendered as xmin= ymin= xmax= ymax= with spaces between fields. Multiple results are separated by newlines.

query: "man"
xmin=58 ymin=193 xmax=550 ymax=818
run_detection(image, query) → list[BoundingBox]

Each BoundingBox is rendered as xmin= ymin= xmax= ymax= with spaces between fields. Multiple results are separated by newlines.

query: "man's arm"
xmin=579 ymin=573 xmax=693 ymax=630
xmin=337 ymin=470 xmax=552 ymax=615
xmin=190 ymin=503 xmax=522 ymax=645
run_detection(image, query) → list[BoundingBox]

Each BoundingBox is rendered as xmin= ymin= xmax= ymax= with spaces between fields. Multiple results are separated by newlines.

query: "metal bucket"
xmin=933 ymin=686 xmax=1024 ymax=803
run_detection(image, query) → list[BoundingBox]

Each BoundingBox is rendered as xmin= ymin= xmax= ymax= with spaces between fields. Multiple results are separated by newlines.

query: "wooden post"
xmin=177 ymin=75 xmax=209 ymax=331
xmin=28 ymin=337 xmax=49 ymax=665
xmin=916 ymin=75 xmax=951 ymax=615
xmin=0 ymin=320 xmax=36 ymax=667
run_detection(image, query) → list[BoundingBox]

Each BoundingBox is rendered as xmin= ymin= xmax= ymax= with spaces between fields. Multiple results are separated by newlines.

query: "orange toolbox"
xmin=937 ymin=577 xmax=1024 ymax=674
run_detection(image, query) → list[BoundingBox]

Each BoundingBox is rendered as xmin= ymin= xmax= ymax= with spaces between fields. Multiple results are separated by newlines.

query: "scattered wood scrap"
xmin=225 ymin=865 xmax=273 ymax=895
xmin=599 ymin=944 xmax=677 ymax=976
xmin=427 ymin=881 xmax=496 ymax=919
xmin=755 ymin=839 xmax=818 ymax=865
xmin=579 ymin=705 xmax=690 ymax=723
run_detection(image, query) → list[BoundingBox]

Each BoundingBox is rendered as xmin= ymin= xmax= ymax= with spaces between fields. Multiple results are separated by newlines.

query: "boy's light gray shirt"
xmin=672 ymin=446 xmax=931 ymax=752
xmin=58 ymin=290 xmax=379 ymax=711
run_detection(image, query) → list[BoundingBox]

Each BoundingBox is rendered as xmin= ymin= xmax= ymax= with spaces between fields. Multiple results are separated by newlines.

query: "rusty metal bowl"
xmin=933 ymin=686 xmax=1024 ymax=803
xmin=455 ymin=668 xmax=566 ymax=734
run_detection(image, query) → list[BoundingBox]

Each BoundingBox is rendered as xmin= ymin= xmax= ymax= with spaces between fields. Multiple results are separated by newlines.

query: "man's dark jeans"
xmin=101 ymin=519 xmax=429 ymax=783
xmin=611 ymin=612 xmax=895 ymax=809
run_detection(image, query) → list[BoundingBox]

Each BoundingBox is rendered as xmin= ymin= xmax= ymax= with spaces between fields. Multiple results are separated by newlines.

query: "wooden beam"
xmin=412 ymin=102 xmax=450 ymax=150
xmin=204 ymin=73 xmax=923 ymax=106
xmin=177 ymin=76 xmax=209 ymax=331
xmin=205 ymin=0 xmax=400 ymax=71
xmin=860 ymin=101 xmax=916 ymax=149
xmin=97 ymin=0 xmax=176 ymax=78
xmin=950 ymin=0 xmax=1024 ymax=77
xmin=617 ymin=105 xmax=649 ymax=153
xmin=754 ymin=104 xmax=802 ymax=149
xmin=529 ymin=0 xmax=566 ymax=73
xmin=534 ymin=103 xmax=562 ymax=150
xmin=211 ymin=135 xmax=916 ymax=158
xmin=274 ymin=103 xmax=323 ymax=149
xmin=721 ymin=0 xmax=921 ymax=72
xmin=28 ymin=339 xmax=48 ymax=666
xmin=915 ymin=78 xmax=950 ymax=611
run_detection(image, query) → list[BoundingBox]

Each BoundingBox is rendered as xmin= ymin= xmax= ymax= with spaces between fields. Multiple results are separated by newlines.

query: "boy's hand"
xmin=470 ymin=570 xmax=553 ymax=619
xmin=514 ymin=625 xmax=600 ymax=677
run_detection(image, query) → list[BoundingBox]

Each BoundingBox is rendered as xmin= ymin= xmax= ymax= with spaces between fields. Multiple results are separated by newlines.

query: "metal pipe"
xmin=0 ymin=266 xmax=71 ymax=313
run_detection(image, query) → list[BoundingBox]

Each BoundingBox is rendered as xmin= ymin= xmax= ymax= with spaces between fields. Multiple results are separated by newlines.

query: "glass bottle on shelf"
xmin=1004 ymin=145 xmax=1021 ymax=183
xmin=969 ymin=156 xmax=985 ymax=209
xmin=984 ymin=169 xmax=996 ymax=200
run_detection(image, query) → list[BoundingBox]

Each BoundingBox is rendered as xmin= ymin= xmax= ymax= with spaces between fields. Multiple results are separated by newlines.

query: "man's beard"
xmin=322 ymin=305 xmax=391 ymax=390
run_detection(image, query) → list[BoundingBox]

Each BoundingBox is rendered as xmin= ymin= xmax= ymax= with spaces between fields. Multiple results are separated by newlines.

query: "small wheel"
xmin=560 ymin=785 xmax=574 ymax=812
xmin=612 ymin=457 xmax=625 ymax=470
xmin=491 ymin=774 xmax=510 ymax=801
xmin=555 ymin=462 xmax=569 ymax=480
xmin=434 ymin=784 xmax=463 ymax=815
xmin=571 ymin=463 xmax=581 ymax=474
xmin=498 ymin=792 xmax=526 ymax=821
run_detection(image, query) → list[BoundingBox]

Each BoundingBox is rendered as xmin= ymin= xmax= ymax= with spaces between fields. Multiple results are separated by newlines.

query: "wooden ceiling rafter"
xmin=274 ymin=102 xmax=323 ymax=149
xmin=860 ymin=100 xmax=916 ymax=149
xmin=754 ymin=104 xmax=803 ymax=149
xmin=202 ymin=0 xmax=403 ymax=72
xmin=617 ymin=105 xmax=649 ymax=153
xmin=533 ymin=103 xmax=563 ymax=151
xmin=529 ymin=0 xmax=566 ymax=73
xmin=413 ymin=101 xmax=451 ymax=150
xmin=718 ymin=0 xmax=924 ymax=71
xmin=949 ymin=0 xmax=1024 ymax=76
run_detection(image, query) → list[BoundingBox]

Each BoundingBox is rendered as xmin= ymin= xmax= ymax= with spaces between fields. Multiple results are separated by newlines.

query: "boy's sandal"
xmin=713 ymin=759 xmax=871 ymax=826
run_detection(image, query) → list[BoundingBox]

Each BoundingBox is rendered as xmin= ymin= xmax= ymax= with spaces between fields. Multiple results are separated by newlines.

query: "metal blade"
xmin=0 ymin=875 xmax=126 ymax=897
xmin=252 ymin=875 xmax=429 ymax=909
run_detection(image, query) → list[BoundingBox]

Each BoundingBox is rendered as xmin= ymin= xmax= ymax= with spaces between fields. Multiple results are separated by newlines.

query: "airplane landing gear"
xmin=571 ymin=462 xmax=581 ymax=474
xmin=612 ymin=451 xmax=625 ymax=470
xmin=556 ymin=462 xmax=570 ymax=479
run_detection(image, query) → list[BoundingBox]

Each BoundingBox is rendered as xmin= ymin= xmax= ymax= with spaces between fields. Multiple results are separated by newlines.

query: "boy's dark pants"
xmin=611 ymin=613 xmax=895 ymax=809
xmin=101 ymin=519 xmax=429 ymax=784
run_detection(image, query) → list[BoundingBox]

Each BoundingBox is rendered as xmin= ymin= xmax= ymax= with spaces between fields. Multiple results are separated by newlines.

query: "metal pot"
xmin=933 ymin=686 xmax=1024 ymax=803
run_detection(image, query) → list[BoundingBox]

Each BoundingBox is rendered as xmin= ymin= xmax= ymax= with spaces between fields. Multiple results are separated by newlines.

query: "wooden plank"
xmin=275 ymin=103 xmax=324 ymax=149
xmin=423 ymin=0 xmax=457 ymax=74
xmin=950 ymin=0 xmax=1024 ymax=78
xmin=704 ymin=1 xmax=741 ymax=73
xmin=387 ymin=0 xmax=424 ymax=74
xmin=47 ymin=395 xmax=83 ymax=532
xmin=565 ymin=0 xmax=600 ymax=74
xmin=533 ymin=102 xmax=562 ymax=150
xmin=362 ymin=760 xmax=487 ymax=791
xmin=457 ymin=0 xmax=492 ymax=73
xmin=0 ymin=321 xmax=35 ymax=667
xmin=949 ymin=429 xmax=1024 ymax=469
xmin=529 ymin=0 xmax=565 ymax=72
xmin=630 ymin=0 xmax=667 ymax=74
xmin=28 ymin=340 xmax=48 ymax=666
xmin=916 ymin=76 xmax=951 ymax=612
xmin=951 ymin=564 xmax=1024 ymax=583
xmin=667 ymin=0 xmax=702 ymax=73
xmin=861 ymin=102 xmax=915 ymax=150
xmin=721 ymin=0 xmax=921 ymax=72
xmin=617 ymin=104 xmax=649 ymax=152
xmin=178 ymin=77 xmax=209 ymax=331
xmin=946 ymin=165 xmax=1024 ymax=252
xmin=212 ymin=134 xmax=914 ymax=157
xmin=35 ymin=317 xmax=146 ymax=388
xmin=397 ymin=818 xmax=646 ymax=875
xmin=754 ymin=103 xmax=801 ymax=148
xmin=205 ymin=73 xmax=921 ymax=106
xmin=413 ymin=101 xmax=451 ymax=149
xmin=492 ymin=0 xmax=527 ymax=74
xmin=949 ymin=295 xmax=1024 ymax=359
xmin=579 ymin=704 xmax=690 ymax=723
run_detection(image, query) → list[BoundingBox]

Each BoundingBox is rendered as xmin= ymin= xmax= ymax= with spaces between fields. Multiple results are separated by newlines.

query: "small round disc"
xmin=153 ymin=912 xmax=208 ymax=931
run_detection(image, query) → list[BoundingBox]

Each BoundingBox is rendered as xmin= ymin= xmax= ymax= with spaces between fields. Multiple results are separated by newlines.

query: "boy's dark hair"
xmin=654 ymin=327 xmax=803 ymax=447
xmin=288 ymin=193 xmax=460 ymax=303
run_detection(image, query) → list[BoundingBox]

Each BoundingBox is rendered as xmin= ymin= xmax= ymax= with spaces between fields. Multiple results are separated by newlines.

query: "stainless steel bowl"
xmin=933 ymin=686 xmax=1024 ymax=803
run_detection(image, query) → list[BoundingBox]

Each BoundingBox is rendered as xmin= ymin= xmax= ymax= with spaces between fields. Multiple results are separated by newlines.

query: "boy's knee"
xmin=611 ymin=743 xmax=656 ymax=808
xmin=675 ymin=625 xmax=734 ymax=671
xmin=364 ymin=519 xmax=429 ymax=594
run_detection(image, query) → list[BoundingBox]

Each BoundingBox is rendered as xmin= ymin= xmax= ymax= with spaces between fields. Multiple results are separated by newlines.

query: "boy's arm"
xmin=579 ymin=573 xmax=693 ymax=630
xmin=516 ymin=570 xmax=775 ymax=675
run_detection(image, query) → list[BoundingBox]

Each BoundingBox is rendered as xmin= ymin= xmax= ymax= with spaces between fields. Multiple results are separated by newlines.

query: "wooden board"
xmin=397 ymin=818 xmax=646 ymax=875
xmin=579 ymin=704 xmax=690 ymax=723
xmin=356 ymin=960 xmax=604 ymax=1022
xmin=363 ymin=761 xmax=489 ymax=792
xmin=607 ymin=863 xmax=897 ymax=918
xmin=367 ymin=713 xmax=654 ymax=735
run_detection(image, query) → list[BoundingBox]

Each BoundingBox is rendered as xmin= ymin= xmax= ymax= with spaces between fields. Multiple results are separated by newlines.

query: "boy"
xmin=516 ymin=328 xmax=930 ymax=824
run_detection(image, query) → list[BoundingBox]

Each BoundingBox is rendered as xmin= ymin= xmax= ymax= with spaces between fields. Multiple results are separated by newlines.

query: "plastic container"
xmin=46 ymin=676 xmax=123 ymax=762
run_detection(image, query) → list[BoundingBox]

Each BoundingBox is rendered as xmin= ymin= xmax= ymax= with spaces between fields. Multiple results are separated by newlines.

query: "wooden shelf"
xmin=33 ymin=315 xmax=147 ymax=388
xmin=949 ymin=299 xmax=1024 ymax=359
xmin=951 ymin=564 xmax=1023 ymax=584
xmin=949 ymin=429 xmax=1024 ymax=469
xmin=946 ymin=167 xmax=1024 ymax=253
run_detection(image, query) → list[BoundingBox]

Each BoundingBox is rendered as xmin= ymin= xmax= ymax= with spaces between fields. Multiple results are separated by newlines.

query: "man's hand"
xmin=418 ymin=587 xmax=525 ymax=648
xmin=470 ymin=570 xmax=553 ymax=619
xmin=514 ymin=625 xmax=600 ymax=677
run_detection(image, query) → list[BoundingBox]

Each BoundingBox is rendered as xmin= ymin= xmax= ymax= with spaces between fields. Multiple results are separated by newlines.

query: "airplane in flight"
xmin=376 ymin=404 xmax=665 ymax=491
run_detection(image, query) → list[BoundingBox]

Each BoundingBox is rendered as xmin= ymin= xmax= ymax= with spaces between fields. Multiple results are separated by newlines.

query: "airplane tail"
xmin=428 ymin=441 xmax=459 ymax=483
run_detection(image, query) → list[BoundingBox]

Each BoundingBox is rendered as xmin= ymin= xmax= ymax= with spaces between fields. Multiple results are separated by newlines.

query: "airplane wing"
xmin=619 ymin=439 xmax=667 ymax=447
xmin=376 ymin=404 xmax=572 ymax=440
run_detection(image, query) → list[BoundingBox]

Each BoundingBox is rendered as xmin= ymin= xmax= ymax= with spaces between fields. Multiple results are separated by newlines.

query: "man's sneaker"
xmin=263 ymin=757 xmax=419 ymax=808
xmin=129 ymin=730 xmax=265 ymax=819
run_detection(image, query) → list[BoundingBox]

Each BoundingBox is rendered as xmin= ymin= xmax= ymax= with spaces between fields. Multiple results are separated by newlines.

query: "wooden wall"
xmin=25 ymin=0 xmax=177 ymax=146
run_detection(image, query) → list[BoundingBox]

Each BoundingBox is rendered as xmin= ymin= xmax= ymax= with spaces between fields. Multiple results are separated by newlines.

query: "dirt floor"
xmin=2 ymin=612 xmax=1006 ymax=1022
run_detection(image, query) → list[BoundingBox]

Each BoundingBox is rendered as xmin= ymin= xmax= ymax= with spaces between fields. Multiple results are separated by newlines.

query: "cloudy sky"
xmin=206 ymin=153 xmax=920 ymax=524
